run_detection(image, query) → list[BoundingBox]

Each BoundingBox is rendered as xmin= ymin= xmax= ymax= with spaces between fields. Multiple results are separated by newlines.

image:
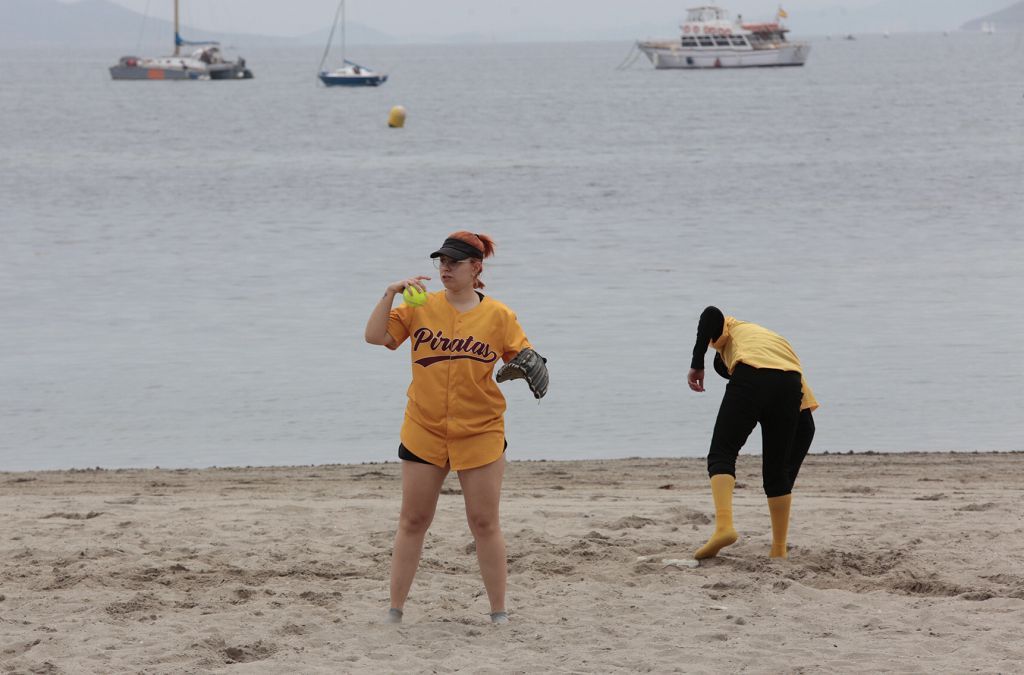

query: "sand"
xmin=2 ymin=452 xmax=1023 ymax=673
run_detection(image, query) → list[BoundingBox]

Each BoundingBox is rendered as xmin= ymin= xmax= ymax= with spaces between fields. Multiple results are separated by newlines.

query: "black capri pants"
xmin=789 ymin=408 xmax=815 ymax=488
xmin=707 ymin=363 xmax=804 ymax=498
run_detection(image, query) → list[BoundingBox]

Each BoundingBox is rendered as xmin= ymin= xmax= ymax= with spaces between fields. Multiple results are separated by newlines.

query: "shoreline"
xmin=3 ymin=448 xmax=1022 ymax=478
xmin=2 ymin=452 xmax=1023 ymax=672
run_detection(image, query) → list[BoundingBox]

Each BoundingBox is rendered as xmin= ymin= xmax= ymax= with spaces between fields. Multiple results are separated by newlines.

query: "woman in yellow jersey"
xmin=364 ymin=231 xmax=534 ymax=625
xmin=687 ymin=306 xmax=819 ymax=560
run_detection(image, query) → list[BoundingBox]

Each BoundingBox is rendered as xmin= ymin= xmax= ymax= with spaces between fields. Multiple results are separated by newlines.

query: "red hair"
xmin=448 ymin=231 xmax=495 ymax=289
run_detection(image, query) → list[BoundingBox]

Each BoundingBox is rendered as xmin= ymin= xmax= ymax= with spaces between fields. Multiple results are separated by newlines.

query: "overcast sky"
xmin=95 ymin=0 xmax=886 ymax=37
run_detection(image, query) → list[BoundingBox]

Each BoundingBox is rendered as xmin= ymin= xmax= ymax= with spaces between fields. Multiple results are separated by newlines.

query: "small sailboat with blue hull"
xmin=320 ymin=60 xmax=387 ymax=87
xmin=318 ymin=0 xmax=388 ymax=87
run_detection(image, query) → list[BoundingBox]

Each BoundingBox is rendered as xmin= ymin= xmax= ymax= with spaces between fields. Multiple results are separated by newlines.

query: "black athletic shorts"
xmin=399 ymin=440 xmax=508 ymax=465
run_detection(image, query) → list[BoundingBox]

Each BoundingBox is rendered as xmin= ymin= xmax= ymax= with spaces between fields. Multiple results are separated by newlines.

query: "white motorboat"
xmin=637 ymin=5 xmax=809 ymax=69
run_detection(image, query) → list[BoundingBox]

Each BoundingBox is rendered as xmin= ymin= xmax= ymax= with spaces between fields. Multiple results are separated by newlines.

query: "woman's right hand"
xmin=386 ymin=276 xmax=431 ymax=295
xmin=687 ymin=368 xmax=705 ymax=393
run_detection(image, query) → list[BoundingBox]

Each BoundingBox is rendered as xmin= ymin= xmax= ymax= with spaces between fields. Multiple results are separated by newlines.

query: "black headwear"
xmin=429 ymin=237 xmax=483 ymax=261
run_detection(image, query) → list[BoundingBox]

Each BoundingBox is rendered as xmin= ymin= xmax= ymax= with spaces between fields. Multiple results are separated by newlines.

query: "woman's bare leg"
xmin=389 ymin=460 xmax=449 ymax=611
xmin=458 ymin=457 xmax=507 ymax=614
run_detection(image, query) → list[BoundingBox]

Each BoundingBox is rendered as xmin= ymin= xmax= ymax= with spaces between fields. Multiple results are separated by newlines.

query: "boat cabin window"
xmin=698 ymin=36 xmax=714 ymax=47
xmin=730 ymin=37 xmax=748 ymax=46
xmin=713 ymin=36 xmax=731 ymax=46
xmin=749 ymin=31 xmax=785 ymax=45
xmin=681 ymin=37 xmax=699 ymax=47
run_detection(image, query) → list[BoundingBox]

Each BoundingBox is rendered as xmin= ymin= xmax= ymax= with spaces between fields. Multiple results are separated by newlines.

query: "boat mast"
xmin=341 ymin=0 xmax=347 ymax=64
xmin=173 ymin=0 xmax=180 ymax=56
xmin=317 ymin=0 xmax=345 ymax=73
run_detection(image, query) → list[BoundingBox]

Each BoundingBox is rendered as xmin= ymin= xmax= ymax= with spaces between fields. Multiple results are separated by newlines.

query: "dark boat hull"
xmin=319 ymin=73 xmax=387 ymax=87
xmin=209 ymin=66 xmax=253 ymax=79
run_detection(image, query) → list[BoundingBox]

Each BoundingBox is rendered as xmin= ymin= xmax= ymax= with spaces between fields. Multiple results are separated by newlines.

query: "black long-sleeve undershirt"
xmin=713 ymin=353 xmax=731 ymax=380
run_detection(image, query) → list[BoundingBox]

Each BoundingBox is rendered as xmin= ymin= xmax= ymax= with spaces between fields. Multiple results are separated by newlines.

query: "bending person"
xmin=714 ymin=352 xmax=815 ymax=489
xmin=688 ymin=306 xmax=818 ymax=560
xmin=364 ymin=231 xmax=537 ymax=625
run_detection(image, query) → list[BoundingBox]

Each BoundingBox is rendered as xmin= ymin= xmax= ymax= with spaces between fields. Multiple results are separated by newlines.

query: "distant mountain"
xmin=962 ymin=1 xmax=1024 ymax=31
xmin=3 ymin=0 xmax=1020 ymax=47
xmin=783 ymin=0 xmax=1014 ymax=35
xmin=583 ymin=1 xmax=1022 ymax=40
xmin=292 ymin=26 xmax=398 ymax=47
xmin=0 ymin=0 xmax=394 ymax=48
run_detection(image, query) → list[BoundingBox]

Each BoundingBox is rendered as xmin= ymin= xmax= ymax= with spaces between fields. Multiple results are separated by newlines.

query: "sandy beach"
xmin=2 ymin=452 xmax=1023 ymax=673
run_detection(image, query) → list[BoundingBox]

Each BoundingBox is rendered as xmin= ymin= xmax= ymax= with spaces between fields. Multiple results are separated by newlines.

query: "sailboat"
xmin=318 ymin=0 xmax=388 ymax=87
xmin=109 ymin=0 xmax=253 ymax=80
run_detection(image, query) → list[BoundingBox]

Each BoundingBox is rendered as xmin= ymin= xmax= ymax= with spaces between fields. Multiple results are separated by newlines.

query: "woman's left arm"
xmin=501 ymin=313 xmax=532 ymax=363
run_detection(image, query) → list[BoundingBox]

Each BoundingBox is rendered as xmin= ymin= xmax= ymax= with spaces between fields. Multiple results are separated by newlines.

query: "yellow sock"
xmin=694 ymin=474 xmax=738 ymax=560
xmin=767 ymin=493 xmax=792 ymax=558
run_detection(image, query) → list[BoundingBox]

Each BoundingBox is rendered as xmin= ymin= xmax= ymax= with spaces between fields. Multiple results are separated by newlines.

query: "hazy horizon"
xmin=83 ymin=0 xmax=883 ymax=37
xmin=57 ymin=0 xmax=1017 ymax=39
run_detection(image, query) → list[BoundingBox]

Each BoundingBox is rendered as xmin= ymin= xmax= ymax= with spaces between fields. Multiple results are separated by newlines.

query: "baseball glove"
xmin=496 ymin=348 xmax=549 ymax=399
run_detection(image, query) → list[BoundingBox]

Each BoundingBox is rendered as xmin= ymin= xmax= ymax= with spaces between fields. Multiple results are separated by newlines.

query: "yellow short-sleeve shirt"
xmin=712 ymin=316 xmax=819 ymax=412
xmin=387 ymin=292 xmax=532 ymax=470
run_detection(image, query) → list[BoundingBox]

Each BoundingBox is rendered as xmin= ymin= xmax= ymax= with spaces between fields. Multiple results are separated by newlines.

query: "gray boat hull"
xmin=109 ymin=61 xmax=253 ymax=81
xmin=109 ymin=65 xmax=201 ymax=80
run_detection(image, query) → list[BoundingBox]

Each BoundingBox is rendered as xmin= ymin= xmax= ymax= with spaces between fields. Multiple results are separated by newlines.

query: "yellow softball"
xmin=402 ymin=285 xmax=427 ymax=307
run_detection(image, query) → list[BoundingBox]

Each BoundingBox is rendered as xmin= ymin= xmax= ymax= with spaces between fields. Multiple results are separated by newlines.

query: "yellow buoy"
xmin=388 ymin=105 xmax=406 ymax=128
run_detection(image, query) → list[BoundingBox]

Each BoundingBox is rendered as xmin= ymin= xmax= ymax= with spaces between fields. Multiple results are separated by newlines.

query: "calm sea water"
xmin=1 ymin=35 xmax=1022 ymax=471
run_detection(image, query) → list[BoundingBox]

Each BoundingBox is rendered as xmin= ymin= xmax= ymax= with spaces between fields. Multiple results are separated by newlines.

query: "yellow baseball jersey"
xmin=387 ymin=292 xmax=532 ymax=470
xmin=712 ymin=316 xmax=819 ymax=411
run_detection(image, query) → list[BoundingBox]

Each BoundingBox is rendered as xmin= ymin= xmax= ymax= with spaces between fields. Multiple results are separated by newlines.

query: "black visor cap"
xmin=429 ymin=237 xmax=483 ymax=261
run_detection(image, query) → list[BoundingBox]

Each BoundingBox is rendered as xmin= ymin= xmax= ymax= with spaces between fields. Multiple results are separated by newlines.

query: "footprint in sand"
xmin=223 ymin=641 xmax=276 ymax=664
xmin=607 ymin=515 xmax=657 ymax=530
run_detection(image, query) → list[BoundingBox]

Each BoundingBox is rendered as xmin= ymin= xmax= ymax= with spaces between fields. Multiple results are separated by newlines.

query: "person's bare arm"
xmin=365 ymin=276 xmax=429 ymax=346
